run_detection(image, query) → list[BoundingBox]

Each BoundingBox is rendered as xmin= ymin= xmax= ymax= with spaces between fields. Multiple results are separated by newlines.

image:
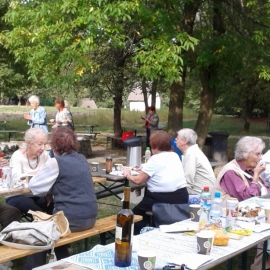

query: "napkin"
xmin=159 ymin=223 xmax=198 ymax=233
xmin=168 ymin=253 xmax=213 ymax=270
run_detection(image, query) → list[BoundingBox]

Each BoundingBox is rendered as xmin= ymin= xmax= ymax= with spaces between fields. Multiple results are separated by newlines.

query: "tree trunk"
xmin=167 ymin=74 xmax=186 ymax=137
xmin=151 ymin=80 xmax=158 ymax=108
xmin=195 ymin=69 xmax=215 ymax=148
xmin=142 ymin=79 xmax=148 ymax=115
xmin=113 ymin=67 xmax=124 ymax=137
xmin=112 ymin=48 xmax=125 ymax=137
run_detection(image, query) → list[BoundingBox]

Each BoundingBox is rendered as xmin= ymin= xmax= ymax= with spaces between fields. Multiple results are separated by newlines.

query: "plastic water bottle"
xmin=210 ymin=191 xmax=223 ymax=225
xmin=199 ymin=186 xmax=211 ymax=226
xmin=144 ymin=147 xmax=151 ymax=163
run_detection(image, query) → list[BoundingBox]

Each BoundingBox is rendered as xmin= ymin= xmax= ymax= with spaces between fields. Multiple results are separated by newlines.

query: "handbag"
xmin=28 ymin=210 xmax=71 ymax=238
xmin=0 ymin=221 xmax=61 ymax=250
xmin=152 ymin=203 xmax=190 ymax=227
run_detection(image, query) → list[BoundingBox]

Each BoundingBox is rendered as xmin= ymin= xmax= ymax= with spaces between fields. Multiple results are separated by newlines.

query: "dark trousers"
xmin=0 ymin=202 xmax=21 ymax=230
xmin=23 ymin=216 xmax=97 ymax=270
xmin=132 ymin=187 xmax=189 ymax=235
xmin=6 ymin=195 xmax=54 ymax=215
xmin=146 ymin=128 xmax=151 ymax=148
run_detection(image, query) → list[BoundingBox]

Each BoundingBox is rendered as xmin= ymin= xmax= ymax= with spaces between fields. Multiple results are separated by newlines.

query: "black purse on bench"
xmin=152 ymin=203 xmax=190 ymax=227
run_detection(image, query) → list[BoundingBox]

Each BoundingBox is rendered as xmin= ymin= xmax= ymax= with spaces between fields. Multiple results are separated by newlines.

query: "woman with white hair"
xmin=6 ymin=128 xmax=53 ymax=215
xmin=23 ymin=95 xmax=48 ymax=131
xmin=215 ymin=136 xmax=269 ymax=204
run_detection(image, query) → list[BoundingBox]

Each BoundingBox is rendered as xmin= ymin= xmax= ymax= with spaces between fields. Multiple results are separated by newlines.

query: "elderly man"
xmin=176 ymin=128 xmax=216 ymax=195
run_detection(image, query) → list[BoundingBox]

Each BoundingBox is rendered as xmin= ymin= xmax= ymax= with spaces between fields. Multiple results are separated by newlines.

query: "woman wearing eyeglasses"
xmin=215 ymin=136 xmax=269 ymax=203
xmin=6 ymin=128 xmax=53 ymax=215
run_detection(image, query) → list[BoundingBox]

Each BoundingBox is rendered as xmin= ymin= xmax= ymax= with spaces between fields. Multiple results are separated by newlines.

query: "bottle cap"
xmin=106 ymin=156 xmax=112 ymax=161
xmin=146 ymin=147 xmax=150 ymax=150
xmin=203 ymin=186 xmax=209 ymax=191
xmin=215 ymin=191 xmax=221 ymax=198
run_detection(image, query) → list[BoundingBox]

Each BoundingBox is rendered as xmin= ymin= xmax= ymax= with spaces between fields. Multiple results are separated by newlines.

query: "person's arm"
xmin=32 ymin=107 xmax=47 ymax=125
xmin=149 ymin=114 xmax=159 ymax=127
xmin=182 ymin=152 xmax=197 ymax=194
xmin=10 ymin=152 xmax=24 ymax=179
xmin=122 ymin=167 xmax=149 ymax=185
xmin=220 ymin=170 xmax=261 ymax=200
xmin=62 ymin=108 xmax=73 ymax=124
xmin=29 ymin=158 xmax=59 ymax=196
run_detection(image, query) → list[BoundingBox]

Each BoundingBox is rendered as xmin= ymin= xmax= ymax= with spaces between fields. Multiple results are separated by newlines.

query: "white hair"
xmin=24 ymin=128 xmax=47 ymax=144
xmin=234 ymin=136 xmax=265 ymax=160
xmin=28 ymin=95 xmax=40 ymax=105
xmin=177 ymin=128 xmax=197 ymax=145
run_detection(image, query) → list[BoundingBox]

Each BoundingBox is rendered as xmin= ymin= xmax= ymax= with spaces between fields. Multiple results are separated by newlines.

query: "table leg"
xmin=241 ymin=250 xmax=247 ymax=270
xmin=262 ymin=240 xmax=268 ymax=270
xmin=227 ymin=258 xmax=232 ymax=270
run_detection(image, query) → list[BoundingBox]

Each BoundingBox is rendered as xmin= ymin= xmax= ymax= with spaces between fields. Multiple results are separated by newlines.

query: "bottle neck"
xmin=123 ymin=187 xmax=131 ymax=209
xmin=123 ymin=200 xmax=130 ymax=209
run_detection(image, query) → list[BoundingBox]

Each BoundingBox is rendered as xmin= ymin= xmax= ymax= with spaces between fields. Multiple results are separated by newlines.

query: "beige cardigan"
xmin=215 ymin=159 xmax=250 ymax=206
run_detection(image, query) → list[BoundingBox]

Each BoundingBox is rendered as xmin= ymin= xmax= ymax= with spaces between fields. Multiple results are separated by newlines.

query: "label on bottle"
xmin=115 ymin=225 xmax=122 ymax=241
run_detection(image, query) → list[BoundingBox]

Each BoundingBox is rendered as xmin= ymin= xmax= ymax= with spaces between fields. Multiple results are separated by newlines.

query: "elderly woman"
xmin=24 ymin=127 xmax=98 ymax=268
xmin=215 ymin=136 xmax=270 ymax=270
xmin=49 ymin=97 xmax=74 ymax=130
xmin=123 ymin=130 xmax=188 ymax=234
xmin=141 ymin=106 xmax=159 ymax=148
xmin=6 ymin=128 xmax=53 ymax=215
xmin=23 ymin=95 xmax=48 ymax=131
xmin=215 ymin=136 xmax=269 ymax=203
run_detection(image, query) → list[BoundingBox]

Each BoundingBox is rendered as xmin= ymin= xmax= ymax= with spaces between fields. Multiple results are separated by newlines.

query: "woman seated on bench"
xmin=7 ymin=128 xmax=54 ymax=215
xmin=24 ymin=127 xmax=98 ymax=269
xmin=123 ymin=130 xmax=188 ymax=235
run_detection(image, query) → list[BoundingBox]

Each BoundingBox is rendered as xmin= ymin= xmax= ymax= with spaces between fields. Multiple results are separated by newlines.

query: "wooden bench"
xmin=0 ymin=214 xmax=142 ymax=264
xmin=76 ymin=132 xmax=101 ymax=146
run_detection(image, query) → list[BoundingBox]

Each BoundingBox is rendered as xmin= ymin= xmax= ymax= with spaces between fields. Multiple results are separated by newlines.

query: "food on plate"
xmin=225 ymin=225 xmax=252 ymax=236
xmin=237 ymin=202 xmax=264 ymax=220
xmin=198 ymin=223 xmax=229 ymax=246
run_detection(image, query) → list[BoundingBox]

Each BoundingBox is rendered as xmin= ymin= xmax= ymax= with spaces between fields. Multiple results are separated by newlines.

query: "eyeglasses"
xmin=252 ymin=152 xmax=262 ymax=157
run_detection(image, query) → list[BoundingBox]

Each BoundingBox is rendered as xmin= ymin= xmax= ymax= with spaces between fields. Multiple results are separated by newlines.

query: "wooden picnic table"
xmin=0 ymin=177 xmax=106 ymax=197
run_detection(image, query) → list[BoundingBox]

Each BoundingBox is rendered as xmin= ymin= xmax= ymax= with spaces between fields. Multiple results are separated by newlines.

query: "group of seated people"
xmin=1 ymin=126 xmax=269 ymax=270
xmin=1 ymin=127 xmax=98 ymax=269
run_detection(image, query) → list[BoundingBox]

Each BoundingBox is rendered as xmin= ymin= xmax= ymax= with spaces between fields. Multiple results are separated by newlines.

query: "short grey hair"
xmin=177 ymin=128 xmax=197 ymax=146
xmin=234 ymin=136 xmax=265 ymax=160
xmin=28 ymin=95 xmax=40 ymax=105
xmin=24 ymin=128 xmax=48 ymax=144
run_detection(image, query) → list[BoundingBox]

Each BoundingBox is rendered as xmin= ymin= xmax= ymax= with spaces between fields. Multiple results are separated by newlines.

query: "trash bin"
xmin=203 ymin=135 xmax=213 ymax=159
xmin=123 ymin=137 xmax=142 ymax=167
xmin=208 ymin=131 xmax=229 ymax=164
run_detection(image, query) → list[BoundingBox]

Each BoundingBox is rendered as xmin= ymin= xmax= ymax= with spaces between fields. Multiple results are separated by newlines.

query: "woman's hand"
xmin=122 ymin=167 xmax=131 ymax=178
xmin=49 ymin=119 xmax=55 ymax=123
xmin=253 ymin=162 xmax=266 ymax=181
xmin=23 ymin=114 xmax=32 ymax=120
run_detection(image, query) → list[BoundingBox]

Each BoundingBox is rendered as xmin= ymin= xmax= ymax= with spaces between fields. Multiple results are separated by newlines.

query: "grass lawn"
xmin=0 ymin=107 xmax=267 ymax=269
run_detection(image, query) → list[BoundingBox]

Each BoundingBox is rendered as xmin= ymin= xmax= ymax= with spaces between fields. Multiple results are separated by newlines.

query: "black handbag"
xmin=152 ymin=203 xmax=190 ymax=227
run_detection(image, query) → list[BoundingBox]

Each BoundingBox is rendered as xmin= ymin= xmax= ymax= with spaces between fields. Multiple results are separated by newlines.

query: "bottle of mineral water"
xmin=199 ymin=186 xmax=211 ymax=226
xmin=144 ymin=147 xmax=151 ymax=163
xmin=209 ymin=191 xmax=223 ymax=225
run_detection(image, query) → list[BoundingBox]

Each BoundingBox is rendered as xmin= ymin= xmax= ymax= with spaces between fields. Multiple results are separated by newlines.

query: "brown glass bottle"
xmin=105 ymin=156 xmax=113 ymax=174
xmin=114 ymin=187 xmax=134 ymax=267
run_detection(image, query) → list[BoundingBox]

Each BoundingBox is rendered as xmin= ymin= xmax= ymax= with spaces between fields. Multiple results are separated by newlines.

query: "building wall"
xmin=129 ymin=95 xmax=161 ymax=111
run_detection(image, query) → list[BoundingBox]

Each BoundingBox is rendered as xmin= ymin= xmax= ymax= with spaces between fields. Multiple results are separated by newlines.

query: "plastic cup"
xmin=91 ymin=162 xmax=99 ymax=172
xmin=196 ymin=230 xmax=215 ymax=255
xmin=137 ymin=250 xmax=156 ymax=270
xmin=114 ymin=163 xmax=123 ymax=171
xmin=189 ymin=204 xmax=201 ymax=222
